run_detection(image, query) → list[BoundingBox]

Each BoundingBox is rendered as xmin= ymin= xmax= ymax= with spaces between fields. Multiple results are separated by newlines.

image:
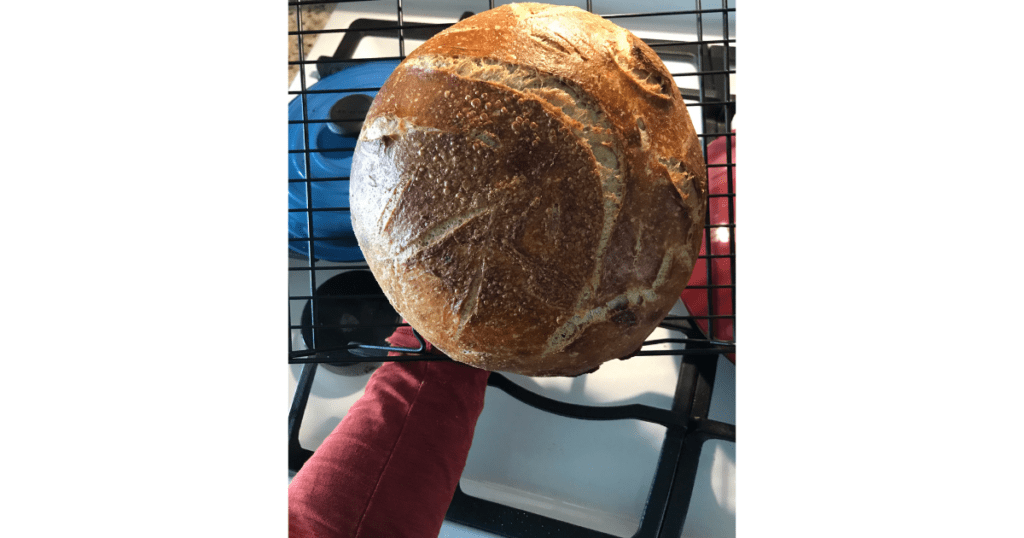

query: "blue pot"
xmin=288 ymin=60 xmax=401 ymax=262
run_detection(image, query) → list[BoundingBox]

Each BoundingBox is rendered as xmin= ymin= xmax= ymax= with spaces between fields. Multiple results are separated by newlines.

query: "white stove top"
xmin=289 ymin=2 xmax=736 ymax=536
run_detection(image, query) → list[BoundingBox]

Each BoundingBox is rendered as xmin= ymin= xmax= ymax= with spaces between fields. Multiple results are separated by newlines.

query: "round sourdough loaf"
xmin=350 ymin=3 xmax=708 ymax=376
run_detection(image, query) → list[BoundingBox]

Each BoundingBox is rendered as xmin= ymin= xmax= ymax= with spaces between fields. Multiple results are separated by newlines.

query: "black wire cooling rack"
xmin=288 ymin=2 xmax=735 ymax=536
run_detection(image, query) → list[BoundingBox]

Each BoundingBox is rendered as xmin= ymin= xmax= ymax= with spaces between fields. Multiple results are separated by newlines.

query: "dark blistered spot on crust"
xmin=610 ymin=308 xmax=638 ymax=327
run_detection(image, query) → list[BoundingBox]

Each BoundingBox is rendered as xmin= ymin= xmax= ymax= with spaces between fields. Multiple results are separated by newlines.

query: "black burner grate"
xmin=288 ymin=1 xmax=735 ymax=536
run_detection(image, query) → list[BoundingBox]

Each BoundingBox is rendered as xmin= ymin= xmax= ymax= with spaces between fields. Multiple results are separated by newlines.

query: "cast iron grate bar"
xmin=487 ymin=373 xmax=686 ymax=428
xmin=288 ymin=362 xmax=318 ymax=471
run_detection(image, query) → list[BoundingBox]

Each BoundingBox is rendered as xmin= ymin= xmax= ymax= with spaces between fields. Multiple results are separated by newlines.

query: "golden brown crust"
xmin=350 ymin=3 xmax=707 ymax=376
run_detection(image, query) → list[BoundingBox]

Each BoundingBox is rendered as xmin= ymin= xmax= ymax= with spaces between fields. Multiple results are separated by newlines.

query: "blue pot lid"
xmin=288 ymin=60 xmax=400 ymax=262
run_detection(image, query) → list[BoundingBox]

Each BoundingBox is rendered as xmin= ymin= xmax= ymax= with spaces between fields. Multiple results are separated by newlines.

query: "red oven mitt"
xmin=681 ymin=131 xmax=736 ymax=363
xmin=288 ymin=326 xmax=490 ymax=538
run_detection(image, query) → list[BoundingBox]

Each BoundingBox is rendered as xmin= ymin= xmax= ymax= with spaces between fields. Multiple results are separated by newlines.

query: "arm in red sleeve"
xmin=288 ymin=327 xmax=490 ymax=538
